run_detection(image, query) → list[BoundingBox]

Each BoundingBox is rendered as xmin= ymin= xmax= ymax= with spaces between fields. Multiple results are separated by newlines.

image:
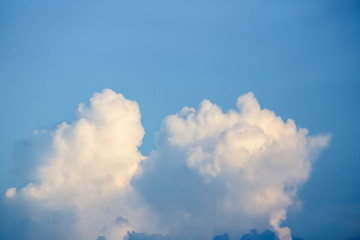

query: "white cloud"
xmin=3 ymin=89 xmax=162 ymax=240
xmin=5 ymin=187 xmax=16 ymax=198
xmin=3 ymin=90 xmax=330 ymax=240
xmin=135 ymin=92 xmax=330 ymax=240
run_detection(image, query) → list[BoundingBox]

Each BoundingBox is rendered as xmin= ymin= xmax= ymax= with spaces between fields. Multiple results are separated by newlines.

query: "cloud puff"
xmin=134 ymin=92 xmax=330 ymax=240
xmin=1 ymin=89 xmax=162 ymax=239
xmin=240 ymin=229 xmax=276 ymax=240
xmin=1 ymin=89 xmax=330 ymax=240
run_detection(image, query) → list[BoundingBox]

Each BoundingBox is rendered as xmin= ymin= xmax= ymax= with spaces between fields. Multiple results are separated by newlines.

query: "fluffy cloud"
xmin=134 ymin=92 xmax=330 ymax=240
xmin=1 ymin=89 xmax=330 ymax=240
xmin=1 ymin=89 xmax=162 ymax=239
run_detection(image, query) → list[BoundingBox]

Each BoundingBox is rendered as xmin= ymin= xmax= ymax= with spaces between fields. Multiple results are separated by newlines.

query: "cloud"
xmin=1 ymin=89 xmax=163 ymax=240
xmin=133 ymin=92 xmax=330 ymax=240
xmin=239 ymin=230 xmax=277 ymax=240
xmin=122 ymin=229 xmax=305 ymax=240
xmin=124 ymin=231 xmax=169 ymax=240
xmin=1 ymin=89 xmax=330 ymax=240
xmin=238 ymin=229 xmax=302 ymax=240
xmin=213 ymin=233 xmax=230 ymax=240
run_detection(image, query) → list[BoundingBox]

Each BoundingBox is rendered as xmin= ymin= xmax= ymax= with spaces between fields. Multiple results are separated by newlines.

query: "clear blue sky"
xmin=0 ymin=1 xmax=359 ymax=239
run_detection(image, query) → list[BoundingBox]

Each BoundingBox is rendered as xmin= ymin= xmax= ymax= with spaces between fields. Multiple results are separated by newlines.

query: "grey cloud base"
xmin=1 ymin=89 xmax=330 ymax=240
xmin=109 ymin=229 xmax=304 ymax=240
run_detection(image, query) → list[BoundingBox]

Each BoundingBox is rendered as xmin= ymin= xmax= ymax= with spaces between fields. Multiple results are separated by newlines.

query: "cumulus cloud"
xmin=239 ymin=230 xmax=276 ymax=240
xmin=1 ymin=89 xmax=330 ymax=240
xmin=1 ymin=89 xmax=162 ymax=240
xmin=134 ymin=92 xmax=330 ymax=240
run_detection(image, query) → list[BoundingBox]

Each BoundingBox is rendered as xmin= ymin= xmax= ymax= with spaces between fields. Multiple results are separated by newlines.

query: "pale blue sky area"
xmin=0 ymin=1 xmax=359 ymax=239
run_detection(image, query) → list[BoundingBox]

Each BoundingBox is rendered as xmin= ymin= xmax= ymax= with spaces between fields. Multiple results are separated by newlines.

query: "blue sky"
xmin=0 ymin=1 xmax=359 ymax=240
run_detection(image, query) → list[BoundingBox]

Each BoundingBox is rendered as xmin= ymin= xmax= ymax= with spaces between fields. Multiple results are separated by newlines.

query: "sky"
xmin=0 ymin=1 xmax=359 ymax=240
